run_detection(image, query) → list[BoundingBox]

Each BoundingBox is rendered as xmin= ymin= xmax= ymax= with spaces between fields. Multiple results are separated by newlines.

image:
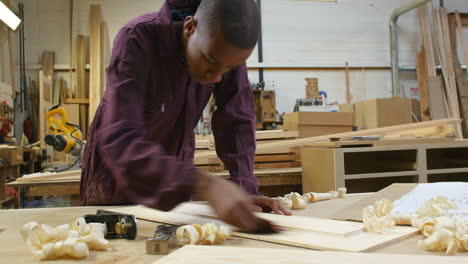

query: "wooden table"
xmin=0 ymin=194 xmax=465 ymax=263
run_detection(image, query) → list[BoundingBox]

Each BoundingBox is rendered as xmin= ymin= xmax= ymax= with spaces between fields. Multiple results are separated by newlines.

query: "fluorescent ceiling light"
xmin=0 ymin=1 xmax=20 ymax=30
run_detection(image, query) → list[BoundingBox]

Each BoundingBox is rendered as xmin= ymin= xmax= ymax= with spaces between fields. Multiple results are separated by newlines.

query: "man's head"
xmin=182 ymin=0 xmax=260 ymax=85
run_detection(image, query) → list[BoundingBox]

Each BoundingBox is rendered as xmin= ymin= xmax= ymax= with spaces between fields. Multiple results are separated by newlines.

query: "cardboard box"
xmin=339 ymin=103 xmax=354 ymax=113
xmin=282 ymin=112 xmax=354 ymax=138
xmin=354 ymin=98 xmax=413 ymax=130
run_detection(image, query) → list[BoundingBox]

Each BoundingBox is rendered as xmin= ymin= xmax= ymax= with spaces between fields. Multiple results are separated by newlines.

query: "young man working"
xmin=81 ymin=0 xmax=289 ymax=233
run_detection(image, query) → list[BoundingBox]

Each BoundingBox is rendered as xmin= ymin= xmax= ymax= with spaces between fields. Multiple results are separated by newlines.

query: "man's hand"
xmin=251 ymin=195 xmax=292 ymax=215
xmin=194 ymin=170 xmax=279 ymax=233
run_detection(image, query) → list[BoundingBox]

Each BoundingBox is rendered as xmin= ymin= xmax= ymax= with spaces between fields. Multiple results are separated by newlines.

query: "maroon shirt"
xmin=81 ymin=0 xmax=258 ymax=211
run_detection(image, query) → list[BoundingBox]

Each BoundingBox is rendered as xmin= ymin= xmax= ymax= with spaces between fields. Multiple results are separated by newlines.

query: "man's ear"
xmin=183 ymin=16 xmax=197 ymax=37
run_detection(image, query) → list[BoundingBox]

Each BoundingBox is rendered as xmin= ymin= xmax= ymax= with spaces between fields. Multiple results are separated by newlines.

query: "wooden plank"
xmin=416 ymin=46 xmax=430 ymax=121
xmin=455 ymin=11 xmax=468 ymax=69
xmin=76 ymin=35 xmax=88 ymax=137
xmin=107 ymin=205 xmax=419 ymax=252
xmin=155 ymin=245 xmax=468 ymax=264
xmin=333 ymin=184 xmax=417 ymax=222
xmin=428 ymin=76 xmax=448 ymax=119
xmin=17 ymin=170 xmax=81 ymax=183
xmin=41 ymin=52 xmax=55 ymax=79
xmin=100 ymin=21 xmax=108 ymax=98
xmin=25 ymin=184 xmax=79 ymax=197
xmin=432 ymin=8 xmax=462 ymax=138
xmin=7 ymin=29 xmax=15 ymax=99
xmin=52 ymin=78 xmax=61 ymax=105
xmin=69 ymin=0 xmax=74 ymax=99
xmin=89 ymin=5 xmax=102 ymax=124
xmin=194 ymin=140 xmax=210 ymax=149
xmin=65 ymin=98 xmax=89 ymax=104
xmin=255 ymin=130 xmax=299 ymax=140
xmin=345 ymin=62 xmax=351 ymax=103
xmin=418 ymin=4 xmax=436 ymax=77
xmin=175 ymin=202 xmax=364 ymax=237
xmin=194 ymin=118 xmax=461 ymax=160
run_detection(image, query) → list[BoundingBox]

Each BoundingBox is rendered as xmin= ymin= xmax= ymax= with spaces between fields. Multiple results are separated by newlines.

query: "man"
xmin=81 ymin=0 xmax=289 ymax=233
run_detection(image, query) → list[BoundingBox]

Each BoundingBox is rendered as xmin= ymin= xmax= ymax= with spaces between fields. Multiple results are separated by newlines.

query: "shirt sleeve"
xmin=211 ymin=64 xmax=259 ymax=195
xmin=95 ymin=27 xmax=196 ymax=211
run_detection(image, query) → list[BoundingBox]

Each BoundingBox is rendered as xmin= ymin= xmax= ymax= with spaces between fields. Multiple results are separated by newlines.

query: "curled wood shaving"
xmin=416 ymin=196 xmax=457 ymax=217
xmin=362 ymin=199 xmax=396 ymax=233
xmin=176 ymin=223 xmax=231 ymax=246
xmin=20 ymin=218 xmax=110 ymax=260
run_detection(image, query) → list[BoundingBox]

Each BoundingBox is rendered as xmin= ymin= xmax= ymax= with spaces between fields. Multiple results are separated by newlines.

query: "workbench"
xmin=0 ymin=193 xmax=465 ymax=264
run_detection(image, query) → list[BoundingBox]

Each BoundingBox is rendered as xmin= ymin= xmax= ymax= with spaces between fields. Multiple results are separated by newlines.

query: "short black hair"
xmin=195 ymin=0 xmax=260 ymax=49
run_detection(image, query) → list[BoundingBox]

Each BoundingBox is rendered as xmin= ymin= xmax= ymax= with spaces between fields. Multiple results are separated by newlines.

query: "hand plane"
xmin=146 ymin=224 xmax=181 ymax=255
xmin=83 ymin=210 xmax=137 ymax=240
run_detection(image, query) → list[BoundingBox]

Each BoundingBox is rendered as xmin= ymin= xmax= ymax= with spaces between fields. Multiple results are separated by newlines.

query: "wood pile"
xmin=194 ymin=130 xmax=301 ymax=172
xmin=416 ymin=5 xmax=468 ymax=138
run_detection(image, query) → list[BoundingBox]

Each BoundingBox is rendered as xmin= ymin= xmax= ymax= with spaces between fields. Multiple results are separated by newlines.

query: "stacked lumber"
xmin=416 ymin=5 xmax=467 ymax=138
xmin=194 ymin=130 xmax=301 ymax=172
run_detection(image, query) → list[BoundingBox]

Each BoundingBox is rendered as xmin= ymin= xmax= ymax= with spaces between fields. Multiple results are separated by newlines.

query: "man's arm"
xmin=212 ymin=64 xmax=259 ymax=195
xmin=95 ymin=27 xmax=196 ymax=211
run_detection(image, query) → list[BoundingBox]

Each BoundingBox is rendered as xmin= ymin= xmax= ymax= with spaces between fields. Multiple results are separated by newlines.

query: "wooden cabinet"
xmin=301 ymin=139 xmax=468 ymax=193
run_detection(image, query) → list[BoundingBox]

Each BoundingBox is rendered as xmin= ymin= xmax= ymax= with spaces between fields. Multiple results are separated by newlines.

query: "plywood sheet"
xmin=174 ymin=202 xmax=364 ymax=237
xmin=154 ymin=245 xmax=468 ymax=264
xmin=107 ymin=206 xmax=419 ymax=252
xmin=332 ymin=183 xmax=418 ymax=222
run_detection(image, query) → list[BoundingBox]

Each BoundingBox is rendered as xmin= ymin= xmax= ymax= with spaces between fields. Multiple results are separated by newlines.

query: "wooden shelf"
xmin=345 ymin=171 xmax=419 ymax=180
xmin=427 ymin=168 xmax=468 ymax=174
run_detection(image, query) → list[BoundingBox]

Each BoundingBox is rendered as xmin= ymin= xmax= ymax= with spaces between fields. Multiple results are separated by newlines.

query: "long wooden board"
xmin=107 ymin=206 xmax=419 ymax=252
xmin=17 ymin=170 xmax=81 ymax=183
xmin=416 ymin=47 xmax=430 ymax=121
xmin=174 ymin=202 xmax=364 ymax=237
xmin=194 ymin=118 xmax=460 ymax=160
xmin=155 ymin=245 xmax=468 ymax=264
xmin=89 ymin=5 xmax=102 ymax=124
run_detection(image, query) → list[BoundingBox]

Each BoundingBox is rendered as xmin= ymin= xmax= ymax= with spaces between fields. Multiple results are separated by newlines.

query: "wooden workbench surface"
xmin=0 ymin=194 xmax=465 ymax=263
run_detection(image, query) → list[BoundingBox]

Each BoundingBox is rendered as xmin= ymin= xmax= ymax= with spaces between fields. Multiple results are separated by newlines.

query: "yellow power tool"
xmin=44 ymin=105 xmax=83 ymax=156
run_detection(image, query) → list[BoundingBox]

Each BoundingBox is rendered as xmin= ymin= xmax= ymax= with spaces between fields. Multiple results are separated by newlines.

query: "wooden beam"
xmin=17 ymin=170 xmax=81 ymax=183
xmin=194 ymin=118 xmax=461 ymax=160
xmin=89 ymin=5 xmax=102 ymax=124
xmin=416 ymin=46 xmax=430 ymax=121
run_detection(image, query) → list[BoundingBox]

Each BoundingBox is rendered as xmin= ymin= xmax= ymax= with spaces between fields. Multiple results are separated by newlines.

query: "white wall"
xmin=15 ymin=0 xmax=468 ymax=115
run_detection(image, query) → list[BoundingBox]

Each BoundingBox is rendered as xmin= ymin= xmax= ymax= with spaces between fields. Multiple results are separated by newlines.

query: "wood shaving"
xmin=276 ymin=188 xmax=347 ymax=211
xmin=416 ymin=196 xmax=457 ymax=217
xmin=176 ymin=223 xmax=231 ymax=246
xmin=390 ymin=195 xmax=468 ymax=255
xmin=20 ymin=218 xmax=110 ymax=260
xmin=362 ymin=199 xmax=396 ymax=233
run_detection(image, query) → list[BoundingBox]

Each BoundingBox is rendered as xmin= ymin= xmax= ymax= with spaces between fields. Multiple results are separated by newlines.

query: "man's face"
xmin=183 ymin=17 xmax=254 ymax=85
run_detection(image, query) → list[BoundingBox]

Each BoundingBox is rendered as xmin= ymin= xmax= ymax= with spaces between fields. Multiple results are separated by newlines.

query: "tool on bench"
xmin=83 ymin=210 xmax=137 ymax=240
xmin=45 ymin=105 xmax=85 ymax=171
xmin=45 ymin=105 xmax=84 ymax=156
xmin=146 ymin=224 xmax=181 ymax=255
